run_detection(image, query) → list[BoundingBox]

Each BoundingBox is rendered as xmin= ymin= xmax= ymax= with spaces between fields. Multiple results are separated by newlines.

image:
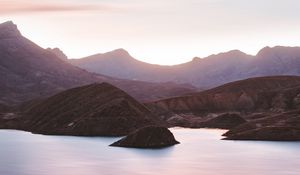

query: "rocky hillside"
xmin=46 ymin=48 xmax=68 ymax=61
xmin=147 ymin=76 xmax=300 ymax=140
xmin=11 ymin=83 xmax=163 ymax=136
xmin=0 ymin=21 xmax=196 ymax=105
xmin=149 ymin=76 xmax=300 ymax=114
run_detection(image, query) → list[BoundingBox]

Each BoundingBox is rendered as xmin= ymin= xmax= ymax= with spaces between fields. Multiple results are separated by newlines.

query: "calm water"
xmin=0 ymin=128 xmax=299 ymax=175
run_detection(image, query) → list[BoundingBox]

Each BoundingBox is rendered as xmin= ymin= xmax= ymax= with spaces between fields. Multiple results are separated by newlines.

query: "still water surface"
xmin=0 ymin=128 xmax=299 ymax=175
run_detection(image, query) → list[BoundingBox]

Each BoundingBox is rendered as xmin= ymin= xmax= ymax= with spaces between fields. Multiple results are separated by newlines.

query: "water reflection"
xmin=0 ymin=129 xmax=299 ymax=175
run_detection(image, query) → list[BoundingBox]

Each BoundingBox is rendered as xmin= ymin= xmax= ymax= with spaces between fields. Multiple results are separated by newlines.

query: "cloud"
xmin=0 ymin=0 xmax=117 ymax=15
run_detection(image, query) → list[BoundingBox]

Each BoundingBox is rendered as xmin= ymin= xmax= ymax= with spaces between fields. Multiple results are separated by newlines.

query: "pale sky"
xmin=1 ymin=0 xmax=300 ymax=65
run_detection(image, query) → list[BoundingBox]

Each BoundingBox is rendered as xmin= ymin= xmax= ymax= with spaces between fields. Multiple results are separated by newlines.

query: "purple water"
xmin=0 ymin=128 xmax=299 ymax=175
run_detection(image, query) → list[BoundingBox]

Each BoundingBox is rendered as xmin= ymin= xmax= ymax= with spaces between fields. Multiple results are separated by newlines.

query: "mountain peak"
xmin=192 ymin=57 xmax=201 ymax=62
xmin=0 ymin=21 xmax=21 ymax=39
xmin=256 ymin=46 xmax=272 ymax=56
xmin=220 ymin=49 xmax=247 ymax=57
xmin=227 ymin=49 xmax=245 ymax=55
xmin=109 ymin=48 xmax=130 ymax=56
xmin=100 ymin=48 xmax=134 ymax=61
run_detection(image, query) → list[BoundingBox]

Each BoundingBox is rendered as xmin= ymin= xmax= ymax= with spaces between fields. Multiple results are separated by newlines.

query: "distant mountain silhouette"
xmin=0 ymin=21 xmax=196 ymax=105
xmin=70 ymin=46 xmax=300 ymax=88
xmin=70 ymin=48 xmax=166 ymax=81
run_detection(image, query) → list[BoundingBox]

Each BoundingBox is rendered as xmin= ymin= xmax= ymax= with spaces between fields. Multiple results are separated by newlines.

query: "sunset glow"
xmin=1 ymin=0 xmax=300 ymax=65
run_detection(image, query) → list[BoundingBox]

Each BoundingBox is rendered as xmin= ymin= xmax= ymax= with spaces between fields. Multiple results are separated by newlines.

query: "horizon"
xmin=1 ymin=0 xmax=300 ymax=65
xmin=2 ymin=19 xmax=300 ymax=66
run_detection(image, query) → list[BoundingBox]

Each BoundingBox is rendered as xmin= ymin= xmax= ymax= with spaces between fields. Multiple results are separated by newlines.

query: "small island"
xmin=110 ymin=126 xmax=180 ymax=148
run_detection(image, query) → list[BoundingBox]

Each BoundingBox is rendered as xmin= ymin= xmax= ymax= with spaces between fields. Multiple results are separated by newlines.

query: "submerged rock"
xmin=110 ymin=126 xmax=180 ymax=148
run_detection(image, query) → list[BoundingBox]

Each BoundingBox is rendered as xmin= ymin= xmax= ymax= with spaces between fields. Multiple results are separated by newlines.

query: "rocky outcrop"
xmin=110 ymin=126 xmax=179 ymax=148
xmin=159 ymin=113 xmax=246 ymax=129
xmin=223 ymin=110 xmax=300 ymax=141
xmin=200 ymin=113 xmax=246 ymax=129
xmin=224 ymin=126 xmax=300 ymax=141
xmin=20 ymin=83 xmax=163 ymax=136
xmin=166 ymin=114 xmax=193 ymax=127
xmin=0 ymin=21 xmax=21 ymax=38
xmin=46 ymin=48 xmax=68 ymax=61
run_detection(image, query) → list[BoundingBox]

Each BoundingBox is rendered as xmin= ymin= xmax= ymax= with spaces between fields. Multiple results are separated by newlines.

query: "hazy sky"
xmin=1 ymin=0 xmax=300 ymax=65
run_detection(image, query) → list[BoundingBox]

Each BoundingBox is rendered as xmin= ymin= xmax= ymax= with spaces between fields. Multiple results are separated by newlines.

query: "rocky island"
xmin=110 ymin=126 xmax=180 ymax=148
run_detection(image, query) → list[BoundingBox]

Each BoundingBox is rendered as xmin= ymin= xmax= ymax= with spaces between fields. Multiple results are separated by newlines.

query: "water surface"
xmin=0 ymin=128 xmax=299 ymax=175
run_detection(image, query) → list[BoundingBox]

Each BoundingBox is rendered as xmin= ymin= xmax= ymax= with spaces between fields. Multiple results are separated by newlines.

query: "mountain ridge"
xmin=0 ymin=21 xmax=196 ymax=105
xmin=70 ymin=46 xmax=300 ymax=88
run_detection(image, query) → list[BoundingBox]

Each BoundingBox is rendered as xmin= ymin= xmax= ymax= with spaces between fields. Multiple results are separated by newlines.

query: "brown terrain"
xmin=0 ymin=83 xmax=164 ymax=136
xmin=148 ymin=76 xmax=300 ymax=140
xmin=149 ymin=76 xmax=300 ymax=113
xmin=223 ymin=110 xmax=300 ymax=141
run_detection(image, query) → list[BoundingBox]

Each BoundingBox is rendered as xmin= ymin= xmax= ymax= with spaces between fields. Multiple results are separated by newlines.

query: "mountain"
xmin=0 ymin=21 xmax=196 ymax=105
xmin=70 ymin=48 xmax=149 ymax=80
xmin=70 ymin=46 xmax=300 ymax=88
xmin=147 ymin=76 xmax=300 ymax=140
xmin=1 ymin=83 xmax=163 ymax=136
xmin=0 ymin=21 xmax=106 ymax=104
xmin=149 ymin=76 xmax=300 ymax=114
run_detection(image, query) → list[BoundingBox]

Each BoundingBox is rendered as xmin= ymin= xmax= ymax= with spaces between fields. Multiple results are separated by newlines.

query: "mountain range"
xmin=70 ymin=46 xmax=300 ymax=88
xmin=0 ymin=21 xmax=195 ymax=105
xmin=1 ymin=20 xmax=300 ymax=141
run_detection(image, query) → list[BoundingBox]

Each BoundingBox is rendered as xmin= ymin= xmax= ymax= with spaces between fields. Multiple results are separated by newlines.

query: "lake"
xmin=0 ymin=128 xmax=299 ymax=175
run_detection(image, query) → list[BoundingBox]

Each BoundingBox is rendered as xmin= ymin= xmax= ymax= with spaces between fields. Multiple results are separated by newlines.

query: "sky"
xmin=1 ymin=0 xmax=300 ymax=65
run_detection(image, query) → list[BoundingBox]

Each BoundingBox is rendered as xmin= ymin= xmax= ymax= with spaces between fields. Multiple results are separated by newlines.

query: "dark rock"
xmin=22 ymin=83 xmax=163 ymax=136
xmin=149 ymin=76 xmax=300 ymax=114
xmin=224 ymin=126 xmax=300 ymax=141
xmin=201 ymin=113 xmax=247 ymax=129
xmin=166 ymin=114 xmax=192 ymax=127
xmin=0 ymin=103 xmax=8 ymax=112
xmin=223 ymin=110 xmax=300 ymax=141
xmin=110 ymin=126 xmax=180 ymax=148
